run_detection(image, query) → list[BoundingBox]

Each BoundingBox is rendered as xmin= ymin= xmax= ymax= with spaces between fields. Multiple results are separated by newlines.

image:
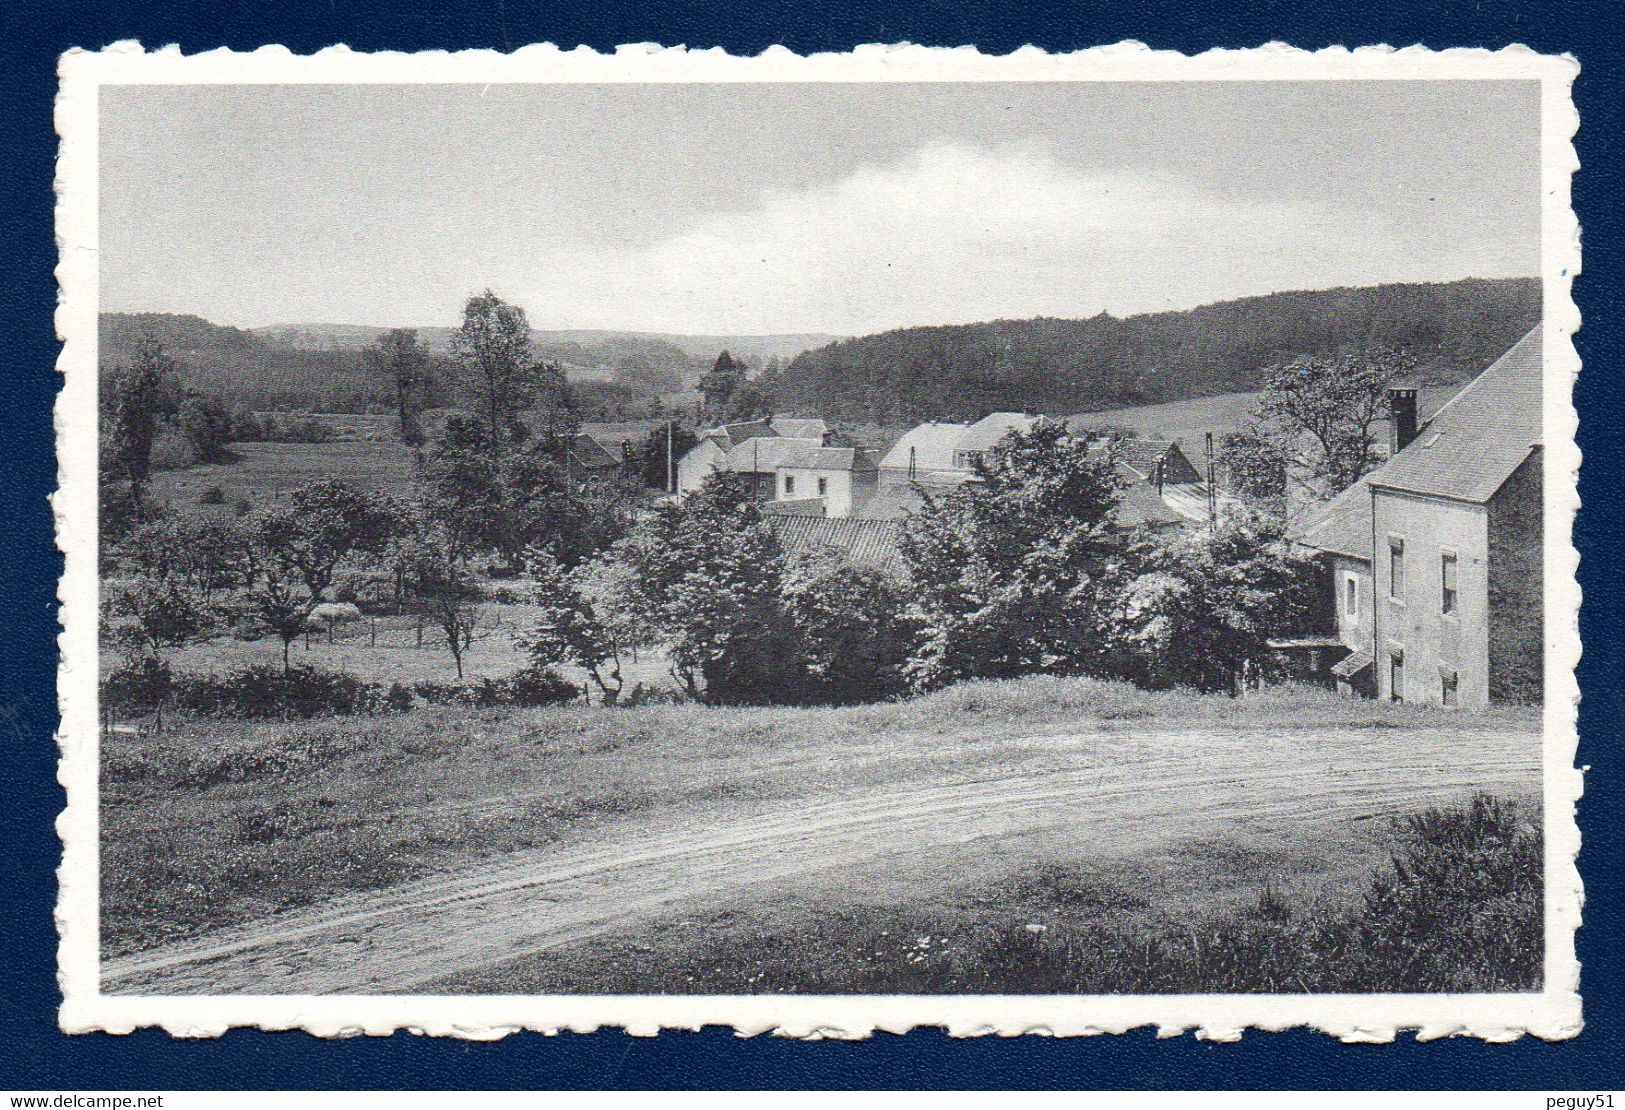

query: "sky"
xmin=98 ymin=80 xmax=1542 ymax=336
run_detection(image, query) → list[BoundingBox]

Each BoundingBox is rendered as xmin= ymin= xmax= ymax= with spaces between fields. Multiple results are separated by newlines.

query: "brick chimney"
xmin=1388 ymin=384 xmax=1419 ymax=456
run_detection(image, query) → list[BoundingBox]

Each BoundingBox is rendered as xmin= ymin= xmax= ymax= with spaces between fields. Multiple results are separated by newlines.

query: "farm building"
xmin=1290 ymin=326 xmax=1543 ymax=708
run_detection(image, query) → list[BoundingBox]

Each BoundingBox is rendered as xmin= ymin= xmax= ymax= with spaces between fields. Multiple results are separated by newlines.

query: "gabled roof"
xmin=878 ymin=422 xmax=969 ymax=473
xmin=769 ymin=417 xmax=828 ymax=440
xmin=1368 ymin=325 xmax=1543 ymax=503
xmin=767 ymin=515 xmax=906 ymax=575
xmin=701 ymin=419 xmax=776 ymax=451
xmin=1112 ymin=472 xmax=1187 ymax=529
xmin=779 ymin=446 xmax=880 ymax=472
xmin=1292 ymin=472 xmax=1376 ymax=561
xmin=569 ymin=435 xmax=621 ymax=469
xmin=1293 ymin=325 xmax=1544 ymax=559
xmin=724 ymin=436 xmax=823 ymax=474
xmin=955 ymin=412 xmax=1044 ymax=454
xmin=578 ymin=420 xmax=665 ymax=457
xmin=1114 ymin=439 xmax=1178 ymax=478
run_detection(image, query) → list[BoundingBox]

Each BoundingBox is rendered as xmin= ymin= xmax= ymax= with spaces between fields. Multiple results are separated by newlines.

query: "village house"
xmin=772 ymin=446 xmax=881 ymax=518
xmin=673 ymin=416 xmax=830 ymax=500
xmin=1291 ymin=326 xmax=1543 ymax=708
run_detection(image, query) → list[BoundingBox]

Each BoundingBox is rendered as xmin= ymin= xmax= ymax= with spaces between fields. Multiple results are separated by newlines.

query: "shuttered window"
xmin=1389 ymin=650 xmax=1405 ymax=703
xmin=1389 ymin=538 xmax=1406 ymax=600
xmin=1441 ymin=551 xmax=1459 ymax=615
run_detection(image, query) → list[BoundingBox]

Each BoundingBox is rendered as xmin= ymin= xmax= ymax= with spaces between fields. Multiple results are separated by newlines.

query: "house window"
xmin=1388 ymin=537 xmax=1406 ymax=601
xmin=1441 ymin=551 xmax=1459 ymax=615
xmin=1342 ymin=573 xmax=1360 ymax=620
xmin=1389 ymin=650 xmax=1405 ymax=703
xmin=784 ymin=475 xmax=795 ymax=496
xmin=817 ymin=476 xmax=828 ymax=497
xmin=1441 ymin=670 xmax=1459 ymax=707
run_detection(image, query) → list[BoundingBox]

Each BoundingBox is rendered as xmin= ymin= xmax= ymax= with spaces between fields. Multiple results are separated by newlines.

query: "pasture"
xmin=149 ymin=439 xmax=419 ymax=512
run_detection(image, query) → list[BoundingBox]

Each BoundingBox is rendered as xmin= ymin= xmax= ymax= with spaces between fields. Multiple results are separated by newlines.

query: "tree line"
xmin=757 ymin=277 xmax=1539 ymax=424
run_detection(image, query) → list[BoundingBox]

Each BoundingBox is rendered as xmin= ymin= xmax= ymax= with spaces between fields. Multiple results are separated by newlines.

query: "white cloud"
xmin=521 ymin=143 xmax=1435 ymax=334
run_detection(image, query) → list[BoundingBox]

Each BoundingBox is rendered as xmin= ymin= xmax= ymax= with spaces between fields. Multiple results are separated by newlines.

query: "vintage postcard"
xmin=56 ymin=43 xmax=1581 ymax=1039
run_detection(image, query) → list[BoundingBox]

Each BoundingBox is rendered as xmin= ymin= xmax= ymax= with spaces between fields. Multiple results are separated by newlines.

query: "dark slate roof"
xmin=569 ymin=434 xmax=621 ymax=469
xmin=767 ymin=515 xmax=906 ymax=575
xmin=1113 ymin=439 xmax=1177 ymax=478
xmin=779 ymin=446 xmax=880 ymax=471
xmin=1292 ymin=474 xmax=1376 ymax=561
xmin=1112 ymin=469 xmax=1187 ymax=529
xmin=578 ymin=420 xmax=665 ymax=457
xmin=725 ymin=436 xmax=823 ymax=474
xmin=1368 ymin=325 xmax=1543 ymax=503
xmin=1292 ymin=325 xmax=1543 ymax=559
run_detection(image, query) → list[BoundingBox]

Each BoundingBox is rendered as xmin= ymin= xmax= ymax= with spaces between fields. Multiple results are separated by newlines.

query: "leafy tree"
xmin=1220 ymin=422 xmax=1293 ymax=517
xmin=417 ymin=413 xmax=598 ymax=569
xmin=1251 ymin=349 xmax=1410 ymax=500
xmin=364 ymin=328 xmax=432 ymax=446
xmin=175 ymin=390 xmax=237 ymax=463
xmin=117 ymin=514 xmax=254 ymax=603
xmin=451 ymin=289 xmax=535 ymax=448
xmin=101 ymin=338 xmax=173 ymax=521
xmin=616 ymin=473 xmax=805 ymax=705
xmin=782 ymin=553 xmax=914 ymax=704
xmin=1105 ymin=512 xmax=1323 ymax=694
xmin=898 ymin=424 xmax=1122 ymax=691
xmin=721 ymin=379 xmax=774 ymax=423
xmin=101 ymin=573 xmax=215 ymax=665
xmin=523 ymin=551 xmax=625 ymax=704
xmin=698 ymin=350 xmax=745 ymax=417
xmin=404 ymin=532 xmax=487 ymax=679
xmin=245 ymin=480 xmax=398 ymax=671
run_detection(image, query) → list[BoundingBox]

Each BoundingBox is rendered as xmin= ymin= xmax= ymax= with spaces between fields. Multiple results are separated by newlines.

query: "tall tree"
xmin=898 ymin=424 xmax=1122 ymax=691
xmin=1251 ymin=349 xmax=1410 ymax=501
xmin=698 ymin=350 xmax=745 ymax=418
xmin=451 ymin=290 xmax=534 ymax=447
xmin=364 ymin=328 xmax=431 ymax=446
xmin=101 ymin=337 xmax=173 ymax=521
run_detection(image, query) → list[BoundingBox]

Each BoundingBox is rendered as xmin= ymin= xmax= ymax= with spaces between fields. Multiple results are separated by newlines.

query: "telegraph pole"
xmin=1204 ymin=432 xmax=1218 ymax=533
xmin=666 ymin=419 xmax=675 ymax=496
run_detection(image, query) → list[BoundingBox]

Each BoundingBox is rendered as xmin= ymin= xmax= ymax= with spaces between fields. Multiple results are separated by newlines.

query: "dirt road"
xmin=102 ymin=724 xmax=1539 ymax=994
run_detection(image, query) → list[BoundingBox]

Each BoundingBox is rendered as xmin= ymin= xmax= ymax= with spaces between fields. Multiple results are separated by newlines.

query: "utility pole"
xmin=1204 ymin=432 xmax=1218 ymax=533
xmin=666 ymin=420 xmax=675 ymax=497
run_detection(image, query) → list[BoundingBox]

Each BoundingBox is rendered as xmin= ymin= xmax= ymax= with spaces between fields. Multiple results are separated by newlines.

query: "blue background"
xmin=2 ymin=0 xmax=1620 ymax=1091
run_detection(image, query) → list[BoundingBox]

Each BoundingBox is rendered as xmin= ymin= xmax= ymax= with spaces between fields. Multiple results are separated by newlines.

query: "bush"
xmin=100 ymin=657 xmax=173 ymax=717
xmin=199 ymin=485 xmax=226 ymax=506
xmin=173 ymin=664 xmax=381 ymax=719
xmin=411 ymin=668 xmax=579 ymax=709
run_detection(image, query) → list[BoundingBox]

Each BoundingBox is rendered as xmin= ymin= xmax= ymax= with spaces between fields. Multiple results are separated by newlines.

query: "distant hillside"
xmin=254 ymin=324 xmax=842 ymax=372
xmin=101 ymin=314 xmax=716 ymax=413
xmin=762 ymin=278 xmax=1541 ymax=424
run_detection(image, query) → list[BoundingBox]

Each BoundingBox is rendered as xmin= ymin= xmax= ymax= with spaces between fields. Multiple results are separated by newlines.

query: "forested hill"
xmin=761 ymin=278 xmax=1542 ymax=424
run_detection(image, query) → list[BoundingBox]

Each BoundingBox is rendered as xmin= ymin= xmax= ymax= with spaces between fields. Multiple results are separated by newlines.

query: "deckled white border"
xmin=55 ymin=40 xmax=1583 ymax=1041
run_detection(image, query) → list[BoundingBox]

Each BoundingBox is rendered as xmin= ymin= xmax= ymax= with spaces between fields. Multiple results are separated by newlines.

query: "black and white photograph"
xmin=53 ymin=45 xmax=1580 ymax=1038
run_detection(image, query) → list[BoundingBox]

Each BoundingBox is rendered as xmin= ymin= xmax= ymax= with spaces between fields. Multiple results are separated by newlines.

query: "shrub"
xmin=199 ymin=485 xmax=226 ymax=506
xmin=411 ymin=668 xmax=579 ymax=708
xmin=100 ymin=657 xmax=173 ymax=717
xmin=173 ymin=664 xmax=380 ymax=720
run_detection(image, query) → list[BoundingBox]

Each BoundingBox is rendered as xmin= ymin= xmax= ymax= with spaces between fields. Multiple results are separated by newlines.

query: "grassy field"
xmin=102 ymin=674 xmax=1541 ymax=988
xmin=148 ymin=440 xmax=419 ymax=513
